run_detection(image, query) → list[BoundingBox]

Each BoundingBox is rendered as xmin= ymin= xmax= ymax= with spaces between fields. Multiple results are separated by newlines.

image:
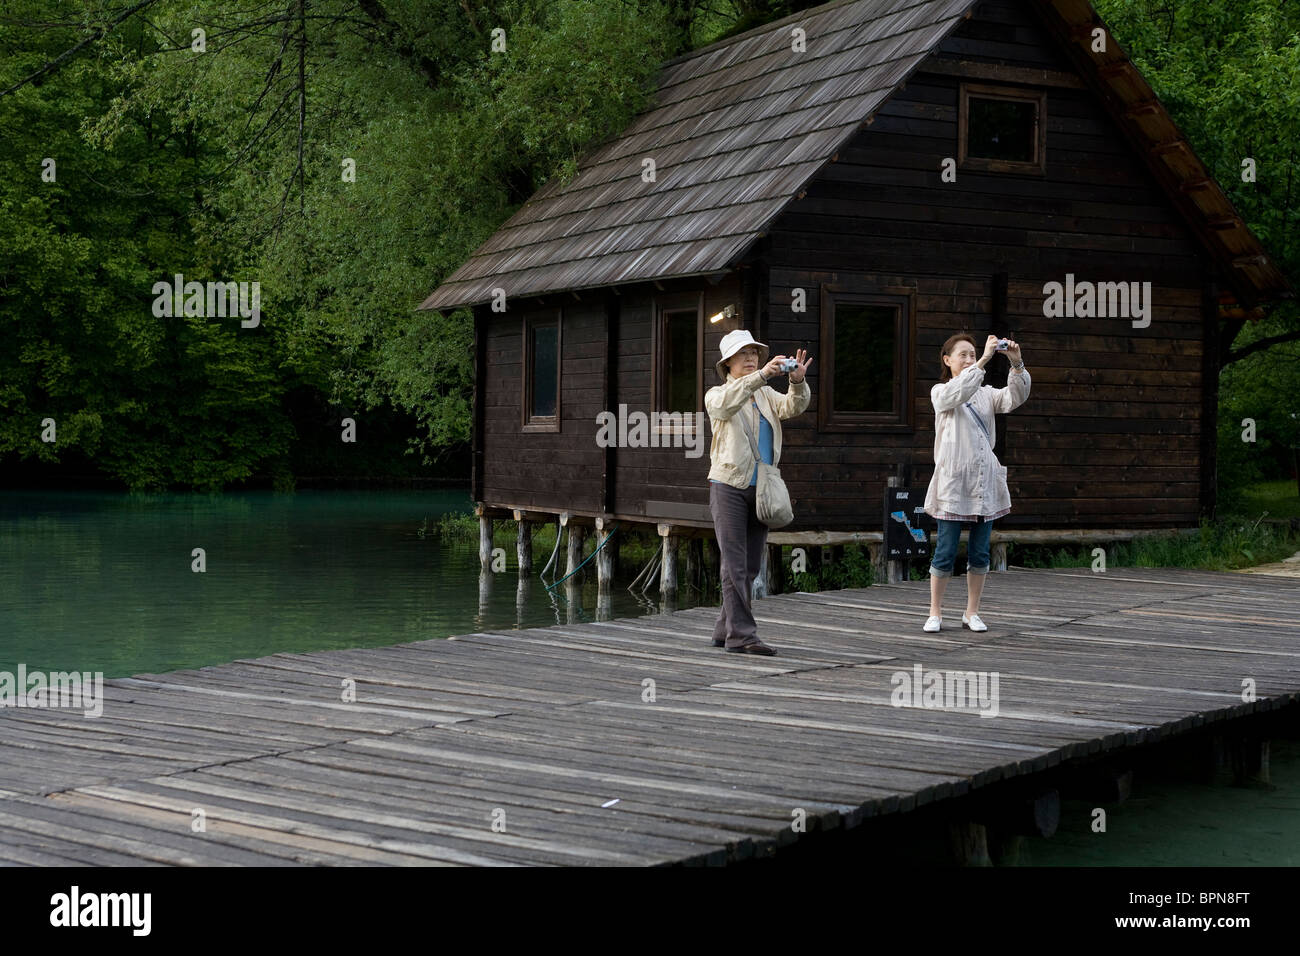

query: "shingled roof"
xmin=420 ymin=0 xmax=1290 ymax=312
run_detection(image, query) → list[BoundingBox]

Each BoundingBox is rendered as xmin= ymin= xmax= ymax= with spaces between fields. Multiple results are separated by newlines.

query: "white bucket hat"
xmin=715 ymin=329 xmax=768 ymax=381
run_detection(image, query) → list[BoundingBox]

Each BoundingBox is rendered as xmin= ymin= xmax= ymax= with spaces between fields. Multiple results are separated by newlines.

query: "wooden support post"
xmin=947 ymin=821 xmax=991 ymax=866
xmin=753 ymin=545 xmax=770 ymax=600
xmin=658 ymin=525 xmax=679 ymax=601
xmin=1218 ymin=733 xmax=1271 ymax=787
xmin=516 ymin=519 xmax=532 ymax=575
xmin=706 ymin=536 xmax=721 ymax=594
xmin=685 ymin=537 xmax=702 ymax=593
xmin=768 ymin=543 xmax=784 ymax=595
xmin=608 ymin=530 xmax=622 ymax=580
xmin=990 ymin=541 xmax=1008 ymax=572
xmin=990 ymin=832 xmax=1025 ymax=866
xmin=1019 ymin=790 xmax=1060 ymax=838
xmin=566 ymin=523 xmax=587 ymax=585
xmin=971 ymin=788 xmax=1062 ymax=856
xmin=1080 ymin=768 xmax=1133 ymax=804
xmin=563 ymin=519 xmax=587 ymax=623
xmin=515 ymin=575 xmax=529 ymax=625
xmin=886 ymin=476 xmax=905 ymax=583
xmin=595 ymin=517 xmax=615 ymax=596
xmin=478 ymin=514 xmax=494 ymax=572
xmin=1201 ymin=732 xmax=1269 ymax=786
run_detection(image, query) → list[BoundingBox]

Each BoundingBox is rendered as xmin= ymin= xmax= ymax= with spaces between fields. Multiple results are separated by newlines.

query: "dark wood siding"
xmin=481 ymin=298 xmax=606 ymax=511
xmin=762 ymin=0 xmax=1209 ymax=529
xmin=612 ymin=276 xmax=745 ymax=520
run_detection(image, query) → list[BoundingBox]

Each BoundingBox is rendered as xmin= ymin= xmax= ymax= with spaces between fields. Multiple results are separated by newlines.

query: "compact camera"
xmin=779 ymin=358 xmax=800 ymax=372
xmin=995 ymin=339 xmax=1010 ymax=351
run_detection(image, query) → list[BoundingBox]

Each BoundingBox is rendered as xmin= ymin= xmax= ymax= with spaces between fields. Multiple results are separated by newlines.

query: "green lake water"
xmin=0 ymin=489 xmax=694 ymax=678
xmin=1 ymin=489 xmax=1296 ymax=866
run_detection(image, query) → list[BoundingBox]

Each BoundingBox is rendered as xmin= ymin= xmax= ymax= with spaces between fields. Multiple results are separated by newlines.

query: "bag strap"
xmin=737 ymin=399 xmax=762 ymax=461
xmin=963 ymin=400 xmax=993 ymax=444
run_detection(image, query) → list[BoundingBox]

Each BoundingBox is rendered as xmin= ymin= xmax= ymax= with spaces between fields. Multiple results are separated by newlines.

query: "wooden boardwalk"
xmin=1 ymin=566 xmax=1298 ymax=866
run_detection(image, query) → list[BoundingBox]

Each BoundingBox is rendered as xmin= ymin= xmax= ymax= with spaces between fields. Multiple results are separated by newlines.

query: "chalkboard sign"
xmin=884 ymin=488 xmax=933 ymax=559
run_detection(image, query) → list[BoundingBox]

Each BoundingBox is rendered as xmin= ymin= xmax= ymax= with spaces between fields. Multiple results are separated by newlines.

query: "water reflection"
xmin=0 ymin=490 xmax=713 ymax=678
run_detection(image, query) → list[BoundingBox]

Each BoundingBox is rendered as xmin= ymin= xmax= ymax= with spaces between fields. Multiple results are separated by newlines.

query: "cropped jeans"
xmin=929 ymin=517 xmax=992 ymax=578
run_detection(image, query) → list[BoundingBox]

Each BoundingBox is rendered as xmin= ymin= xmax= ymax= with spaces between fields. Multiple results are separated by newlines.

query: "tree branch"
xmin=1226 ymin=325 xmax=1300 ymax=364
xmin=356 ymin=0 xmax=442 ymax=86
xmin=0 ymin=0 xmax=161 ymax=98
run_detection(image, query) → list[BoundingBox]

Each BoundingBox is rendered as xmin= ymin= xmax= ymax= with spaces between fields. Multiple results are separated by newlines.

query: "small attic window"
xmin=959 ymin=83 xmax=1046 ymax=174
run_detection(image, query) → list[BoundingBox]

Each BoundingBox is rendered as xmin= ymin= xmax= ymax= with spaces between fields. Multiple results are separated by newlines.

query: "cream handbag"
xmin=738 ymin=401 xmax=794 ymax=529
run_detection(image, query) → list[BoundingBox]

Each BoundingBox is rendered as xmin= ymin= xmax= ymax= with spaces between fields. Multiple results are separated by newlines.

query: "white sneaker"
xmin=923 ymin=616 xmax=942 ymax=632
xmin=962 ymin=613 xmax=987 ymax=632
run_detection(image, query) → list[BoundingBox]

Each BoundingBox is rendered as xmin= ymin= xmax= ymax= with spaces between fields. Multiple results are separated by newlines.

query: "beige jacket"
xmin=924 ymin=364 xmax=1031 ymax=517
xmin=705 ymin=370 xmax=811 ymax=488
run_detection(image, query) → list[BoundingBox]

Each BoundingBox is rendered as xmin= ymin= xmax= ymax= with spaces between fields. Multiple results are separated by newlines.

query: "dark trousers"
xmin=709 ymin=481 xmax=768 ymax=648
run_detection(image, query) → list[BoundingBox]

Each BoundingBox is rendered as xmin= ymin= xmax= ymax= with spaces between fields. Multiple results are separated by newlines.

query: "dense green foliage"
xmin=1093 ymin=0 xmax=1300 ymax=492
xmin=0 ymin=0 xmax=679 ymax=489
xmin=1 ymin=0 xmax=1297 ymax=494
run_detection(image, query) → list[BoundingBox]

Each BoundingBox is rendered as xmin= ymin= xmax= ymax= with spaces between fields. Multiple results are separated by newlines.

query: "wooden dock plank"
xmin=43 ymin=790 xmax=452 ymax=866
xmin=2 ymin=567 xmax=1297 ymax=866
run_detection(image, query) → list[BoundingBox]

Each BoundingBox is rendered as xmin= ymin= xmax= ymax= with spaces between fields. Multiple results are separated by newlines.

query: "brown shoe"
xmin=711 ymin=638 xmax=725 ymax=647
xmin=726 ymin=641 xmax=777 ymax=656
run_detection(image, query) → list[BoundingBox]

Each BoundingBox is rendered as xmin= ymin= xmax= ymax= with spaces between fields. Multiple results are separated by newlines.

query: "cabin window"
xmin=663 ymin=309 xmax=698 ymax=412
xmin=652 ymin=293 xmax=705 ymax=436
xmin=522 ymin=309 xmax=561 ymax=432
xmin=819 ymin=286 xmax=914 ymax=431
xmin=959 ymin=83 xmax=1046 ymax=174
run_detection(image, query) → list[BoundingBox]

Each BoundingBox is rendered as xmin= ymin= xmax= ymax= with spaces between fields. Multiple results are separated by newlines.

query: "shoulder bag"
xmin=738 ymin=399 xmax=794 ymax=529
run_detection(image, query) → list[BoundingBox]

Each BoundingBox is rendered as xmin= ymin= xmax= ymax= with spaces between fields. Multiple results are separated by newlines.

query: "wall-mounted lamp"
xmin=708 ymin=304 xmax=736 ymax=325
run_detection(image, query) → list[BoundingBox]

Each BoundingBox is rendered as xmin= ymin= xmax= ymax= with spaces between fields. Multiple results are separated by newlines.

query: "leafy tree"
xmin=1094 ymin=0 xmax=1300 ymax=492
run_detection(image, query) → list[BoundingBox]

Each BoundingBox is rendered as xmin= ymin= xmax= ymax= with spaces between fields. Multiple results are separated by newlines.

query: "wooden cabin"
xmin=421 ymin=0 xmax=1291 ymax=583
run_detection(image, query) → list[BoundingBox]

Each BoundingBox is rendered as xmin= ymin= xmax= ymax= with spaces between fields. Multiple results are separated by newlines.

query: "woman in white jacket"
xmin=923 ymin=333 xmax=1030 ymax=633
xmin=705 ymin=330 xmax=812 ymax=656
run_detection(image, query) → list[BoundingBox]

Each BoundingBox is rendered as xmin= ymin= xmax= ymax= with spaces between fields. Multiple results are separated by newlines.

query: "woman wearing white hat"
xmin=705 ymin=330 xmax=812 ymax=655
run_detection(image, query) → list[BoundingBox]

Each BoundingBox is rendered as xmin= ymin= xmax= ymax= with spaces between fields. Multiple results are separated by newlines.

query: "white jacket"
xmin=705 ymin=371 xmax=811 ymax=488
xmin=924 ymin=364 xmax=1031 ymax=518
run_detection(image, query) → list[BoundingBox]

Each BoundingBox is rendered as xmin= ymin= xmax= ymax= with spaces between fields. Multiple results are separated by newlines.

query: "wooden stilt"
xmin=706 ymin=536 xmax=721 ymax=594
xmin=658 ymin=525 xmax=679 ymax=601
xmin=595 ymin=517 xmax=615 ymax=597
xmin=752 ymin=546 xmax=769 ymax=601
xmin=991 ymin=542 xmax=1008 ymax=571
xmin=566 ymin=523 xmax=587 ymax=585
xmin=515 ymin=575 xmax=529 ymax=626
xmin=1214 ymin=733 xmax=1271 ymax=787
xmin=516 ymin=520 xmax=532 ymax=575
xmin=768 ymin=544 xmax=784 ymax=594
xmin=885 ymin=476 xmax=905 ymax=583
xmin=686 ymin=537 xmax=703 ymax=593
xmin=478 ymin=514 xmax=494 ymax=572
xmin=947 ymin=820 xmax=992 ymax=866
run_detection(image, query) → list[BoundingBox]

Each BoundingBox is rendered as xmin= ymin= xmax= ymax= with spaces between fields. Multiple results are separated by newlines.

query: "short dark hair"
xmin=939 ymin=333 xmax=978 ymax=381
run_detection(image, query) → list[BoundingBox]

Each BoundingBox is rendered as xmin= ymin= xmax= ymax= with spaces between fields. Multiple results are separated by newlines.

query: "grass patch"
xmin=787 ymin=544 xmax=877 ymax=592
xmin=1011 ymin=515 xmax=1299 ymax=573
xmin=1225 ymin=480 xmax=1300 ymax=522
